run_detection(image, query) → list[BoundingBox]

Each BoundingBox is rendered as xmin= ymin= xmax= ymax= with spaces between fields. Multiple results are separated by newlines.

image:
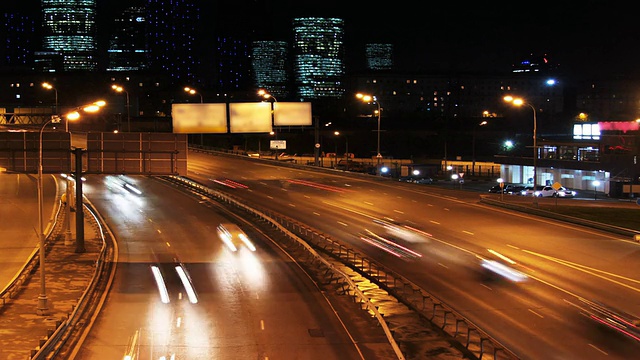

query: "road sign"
xmin=636 ymin=198 xmax=640 ymax=206
xmin=552 ymin=182 xmax=562 ymax=191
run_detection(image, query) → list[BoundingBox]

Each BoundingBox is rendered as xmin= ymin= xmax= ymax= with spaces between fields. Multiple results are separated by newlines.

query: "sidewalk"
xmin=0 ymin=201 xmax=103 ymax=360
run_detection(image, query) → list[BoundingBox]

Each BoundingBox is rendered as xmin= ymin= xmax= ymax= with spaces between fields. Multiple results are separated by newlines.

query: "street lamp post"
xmin=111 ymin=85 xmax=130 ymax=132
xmin=258 ymin=89 xmax=278 ymax=139
xmin=42 ymin=83 xmax=61 ymax=130
xmin=356 ymin=93 xmax=382 ymax=171
xmin=593 ymin=180 xmax=601 ymax=200
xmin=334 ymin=131 xmax=349 ymax=171
xmin=472 ymin=120 xmax=488 ymax=175
xmin=36 ymin=115 xmax=63 ymax=314
xmin=184 ymin=86 xmax=204 ymax=103
xmin=504 ymin=96 xmax=538 ymax=206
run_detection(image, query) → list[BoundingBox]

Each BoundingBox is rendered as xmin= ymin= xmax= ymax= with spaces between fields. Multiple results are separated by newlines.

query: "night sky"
xmin=4 ymin=0 xmax=638 ymax=79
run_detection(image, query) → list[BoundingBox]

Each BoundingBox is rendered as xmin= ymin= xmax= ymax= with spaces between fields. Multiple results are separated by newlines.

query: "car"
xmin=413 ymin=177 xmax=434 ymax=184
xmin=506 ymin=185 xmax=526 ymax=195
xmin=372 ymin=217 xmax=431 ymax=243
xmin=216 ymin=223 xmax=256 ymax=252
xmin=398 ymin=176 xmax=433 ymax=184
xmin=520 ymin=185 xmax=544 ymax=196
xmin=554 ymin=186 xmax=577 ymax=197
xmin=477 ymin=248 xmax=528 ymax=282
xmin=489 ymin=184 xmax=516 ymax=194
xmin=536 ymin=185 xmax=577 ymax=197
xmin=574 ymin=297 xmax=640 ymax=342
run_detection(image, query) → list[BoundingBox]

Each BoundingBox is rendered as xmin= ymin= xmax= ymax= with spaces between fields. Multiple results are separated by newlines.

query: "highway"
xmin=73 ymin=175 xmax=388 ymax=360
xmin=185 ymin=150 xmax=640 ymax=360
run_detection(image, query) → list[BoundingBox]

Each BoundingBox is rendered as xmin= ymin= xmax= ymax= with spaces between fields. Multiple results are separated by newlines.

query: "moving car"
xmin=574 ymin=297 xmax=640 ymax=342
xmin=217 ymin=223 xmax=256 ymax=252
xmin=478 ymin=249 xmax=528 ymax=282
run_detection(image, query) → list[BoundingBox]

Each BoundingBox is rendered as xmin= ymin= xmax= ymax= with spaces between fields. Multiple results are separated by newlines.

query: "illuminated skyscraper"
xmin=252 ymin=40 xmax=289 ymax=99
xmin=41 ymin=0 xmax=97 ymax=71
xmin=107 ymin=6 xmax=148 ymax=72
xmin=365 ymin=43 xmax=393 ymax=71
xmin=292 ymin=17 xmax=345 ymax=100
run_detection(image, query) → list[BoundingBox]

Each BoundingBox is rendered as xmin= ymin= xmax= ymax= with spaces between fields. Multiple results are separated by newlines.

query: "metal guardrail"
xmin=30 ymin=200 xmax=110 ymax=360
xmin=163 ymin=175 xmax=406 ymax=359
xmin=166 ymin=175 xmax=519 ymax=360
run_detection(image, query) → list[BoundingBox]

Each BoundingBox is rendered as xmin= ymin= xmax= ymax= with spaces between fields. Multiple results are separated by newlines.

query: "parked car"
xmin=506 ymin=185 xmax=526 ymax=195
xmin=554 ymin=186 xmax=577 ymax=197
xmin=535 ymin=185 xmax=577 ymax=197
xmin=489 ymin=184 xmax=517 ymax=194
xmin=520 ymin=185 xmax=544 ymax=196
xmin=413 ymin=177 xmax=434 ymax=184
xmin=399 ymin=176 xmax=433 ymax=184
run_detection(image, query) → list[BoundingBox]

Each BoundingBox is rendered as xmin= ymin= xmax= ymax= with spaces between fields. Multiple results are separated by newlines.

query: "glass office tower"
xmin=41 ymin=0 xmax=97 ymax=71
xmin=107 ymin=7 xmax=148 ymax=72
xmin=252 ymin=40 xmax=289 ymax=99
xmin=292 ymin=17 xmax=345 ymax=100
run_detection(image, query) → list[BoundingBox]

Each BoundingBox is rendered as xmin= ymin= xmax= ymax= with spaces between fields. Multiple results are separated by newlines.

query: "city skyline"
xmin=3 ymin=1 xmax=638 ymax=78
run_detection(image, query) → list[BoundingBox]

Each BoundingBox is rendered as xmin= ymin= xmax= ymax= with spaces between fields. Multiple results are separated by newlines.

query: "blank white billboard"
xmin=274 ymin=102 xmax=312 ymax=126
xmin=229 ymin=102 xmax=272 ymax=133
xmin=172 ymin=103 xmax=227 ymax=133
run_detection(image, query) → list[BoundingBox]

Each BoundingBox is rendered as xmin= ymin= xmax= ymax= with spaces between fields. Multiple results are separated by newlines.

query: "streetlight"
xmin=504 ymin=95 xmax=538 ymax=206
xmin=356 ymin=93 xmax=382 ymax=167
xmin=42 ymin=83 xmax=60 ymax=130
xmin=334 ymin=131 xmax=349 ymax=171
xmin=36 ymin=115 xmax=63 ymax=314
xmin=111 ymin=85 xmax=130 ymax=132
xmin=497 ymin=178 xmax=504 ymax=201
xmin=258 ymin=89 xmax=278 ymax=138
xmin=184 ymin=86 xmax=204 ymax=103
xmin=35 ymin=100 xmax=106 ymax=314
xmin=472 ymin=120 xmax=488 ymax=175
xmin=593 ymin=180 xmax=601 ymax=200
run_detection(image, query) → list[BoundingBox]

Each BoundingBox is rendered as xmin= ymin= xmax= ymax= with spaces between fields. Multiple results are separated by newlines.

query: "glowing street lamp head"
xmin=257 ymin=89 xmax=276 ymax=101
xmin=66 ymin=111 xmax=80 ymax=121
xmin=42 ymin=82 xmax=54 ymax=90
xmin=504 ymin=95 xmax=524 ymax=106
xmin=112 ymin=85 xmax=124 ymax=93
xmin=65 ymin=100 xmax=106 ymax=121
xmin=184 ymin=87 xmax=196 ymax=95
xmin=356 ymin=93 xmax=373 ymax=102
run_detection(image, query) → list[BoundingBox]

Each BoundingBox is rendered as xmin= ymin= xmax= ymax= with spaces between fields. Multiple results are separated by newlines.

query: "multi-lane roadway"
xmin=183 ymin=150 xmax=640 ymax=360
xmin=73 ymin=174 xmax=393 ymax=360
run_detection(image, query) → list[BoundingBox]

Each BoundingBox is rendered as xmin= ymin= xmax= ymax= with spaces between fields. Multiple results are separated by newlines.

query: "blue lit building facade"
xmin=292 ymin=17 xmax=345 ymax=100
xmin=146 ymin=0 xmax=199 ymax=84
xmin=41 ymin=0 xmax=97 ymax=71
xmin=214 ymin=36 xmax=251 ymax=92
xmin=0 ymin=11 xmax=36 ymax=72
